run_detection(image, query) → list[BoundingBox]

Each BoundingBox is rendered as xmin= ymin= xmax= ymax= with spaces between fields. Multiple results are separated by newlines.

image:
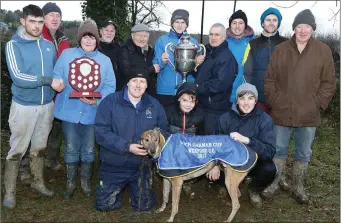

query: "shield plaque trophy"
xmin=68 ymin=56 xmax=102 ymax=98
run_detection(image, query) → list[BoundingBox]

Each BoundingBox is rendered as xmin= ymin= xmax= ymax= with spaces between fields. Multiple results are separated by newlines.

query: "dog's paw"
xmin=155 ymin=207 xmax=165 ymax=214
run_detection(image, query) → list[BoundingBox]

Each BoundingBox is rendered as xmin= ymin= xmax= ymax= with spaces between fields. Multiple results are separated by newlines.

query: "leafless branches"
xmin=271 ymin=1 xmax=299 ymax=9
xmin=128 ymin=0 xmax=167 ymax=27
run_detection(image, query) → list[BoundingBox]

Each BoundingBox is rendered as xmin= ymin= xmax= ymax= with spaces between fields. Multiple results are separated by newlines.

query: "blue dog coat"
xmin=157 ymin=134 xmax=257 ymax=178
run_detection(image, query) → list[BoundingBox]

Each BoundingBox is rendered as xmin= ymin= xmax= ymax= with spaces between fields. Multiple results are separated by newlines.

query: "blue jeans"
xmin=62 ymin=121 xmax=95 ymax=164
xmin=274 ymin=125 xmax=316 ymax=162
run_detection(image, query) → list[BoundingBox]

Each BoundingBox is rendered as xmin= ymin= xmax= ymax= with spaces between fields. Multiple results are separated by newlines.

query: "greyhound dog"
xmin=141 ymin=128 xmax=253 ymax=222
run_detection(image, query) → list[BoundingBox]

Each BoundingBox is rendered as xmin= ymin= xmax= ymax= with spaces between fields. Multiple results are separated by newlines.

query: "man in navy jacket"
xmin=94 ymin=67 xmax=169 ymax=212
xmin=194 ymin=23 xmax=238 ymax=135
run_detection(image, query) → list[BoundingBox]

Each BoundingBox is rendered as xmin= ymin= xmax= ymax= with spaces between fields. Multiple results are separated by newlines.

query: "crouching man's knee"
xmin=95 ymin=180 xmax=123 ymax=212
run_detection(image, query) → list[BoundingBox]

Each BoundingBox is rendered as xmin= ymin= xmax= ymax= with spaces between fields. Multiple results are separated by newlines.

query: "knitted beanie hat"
xmin=171 ymin=9 xmax=189 ymax=27
xmin=77 ymin=19 xmax=100 ymax=47
xmin=229 ymin=10 xmax=248 ymax=27
xmin=292 ymin=9 xmax=316 ymax=31
xmin=42 ymin=2 xmax=62 ymax=16
xmin=236 ymin=83 xmax=258 ymax=101
xmin=260 ymin=7 xmax=282 ymax=28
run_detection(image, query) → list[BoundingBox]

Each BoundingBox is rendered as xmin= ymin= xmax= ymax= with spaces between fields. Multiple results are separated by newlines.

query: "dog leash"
xmin=118 ymin=156 xmax=157 ymax=222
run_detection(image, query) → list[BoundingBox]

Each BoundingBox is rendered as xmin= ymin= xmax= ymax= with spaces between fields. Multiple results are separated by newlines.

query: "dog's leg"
xmin=167 ymin=177 xmax=183 ymax=222
xmin=156 ymin=178 xmax=171 ymax=213
xmin=225 ymin=166 xmax=248 ymax=222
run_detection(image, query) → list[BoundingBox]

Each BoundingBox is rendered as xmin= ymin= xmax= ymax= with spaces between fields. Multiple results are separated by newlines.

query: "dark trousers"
xmin=218 ymin=159 xmax=277 ymax=193
xmin=95 ymin=163 xmax=155 ymax=212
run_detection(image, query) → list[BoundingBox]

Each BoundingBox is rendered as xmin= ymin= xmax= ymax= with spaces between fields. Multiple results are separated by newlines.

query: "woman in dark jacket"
xmin=206 ymin=83 xmax=276 ymax=209
xmin=116 ymin=24 xmax=159 ymax=98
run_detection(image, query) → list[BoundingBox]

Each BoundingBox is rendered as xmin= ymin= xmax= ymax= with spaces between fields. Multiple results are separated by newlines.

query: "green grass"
xmin=1 ymin=120 xmax=340 ymax=222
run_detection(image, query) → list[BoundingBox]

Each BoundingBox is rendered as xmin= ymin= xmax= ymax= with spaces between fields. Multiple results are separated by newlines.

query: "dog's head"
xmin=141 ymin=128 xmax=162 ymax=159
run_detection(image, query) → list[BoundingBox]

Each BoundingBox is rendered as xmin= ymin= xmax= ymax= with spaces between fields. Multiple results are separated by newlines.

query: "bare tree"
xmin=271 ymin=0 xmax=340 ymax=27
xmin=128 ymin=0 xmax=167 ymax=27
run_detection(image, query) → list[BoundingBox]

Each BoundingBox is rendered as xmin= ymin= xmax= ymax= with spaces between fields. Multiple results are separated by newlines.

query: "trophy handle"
xmin=194 ymin=44 xmax=206 ymax=72
xmin=164 ymin=42 xmax=175 ymax=69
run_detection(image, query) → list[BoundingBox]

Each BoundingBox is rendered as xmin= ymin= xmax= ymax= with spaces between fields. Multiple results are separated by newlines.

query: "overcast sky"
xmin=2 ymin=1 xmax=340 ymax=35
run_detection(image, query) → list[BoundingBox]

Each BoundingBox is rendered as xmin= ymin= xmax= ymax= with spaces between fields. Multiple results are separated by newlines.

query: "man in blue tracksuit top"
xmin=3 ymin=4 xmax=59 ymax=209
xmin=152 ymin=9 xmax=204 ymax=107
xmin=94 ymin=67 xmax=169 ymax=212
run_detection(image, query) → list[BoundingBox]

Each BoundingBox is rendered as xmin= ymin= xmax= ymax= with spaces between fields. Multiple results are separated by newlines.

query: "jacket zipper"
xmin=37 ymin=39 xmax=44 ymax=105
xmin=182 ymin=113 xmax=186 ymax=134
xmin=135 ymin=109 xmax=138 ymax=143
xmin=268 ymin=37 xmax=271 ymax=58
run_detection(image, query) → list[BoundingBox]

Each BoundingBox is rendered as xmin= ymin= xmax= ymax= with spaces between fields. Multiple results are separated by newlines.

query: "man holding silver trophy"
xmin=152 ymin=9 xmax=205 ymax=108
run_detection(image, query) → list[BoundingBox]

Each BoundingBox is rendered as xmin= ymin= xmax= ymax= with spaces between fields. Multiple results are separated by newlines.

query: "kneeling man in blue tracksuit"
xmin=94 ymin=67 xmax=169 ymax=212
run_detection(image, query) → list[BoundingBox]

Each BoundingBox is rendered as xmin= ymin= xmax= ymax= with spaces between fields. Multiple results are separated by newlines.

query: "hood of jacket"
xmin=226 ymin=25 xmax=255 ymax=40
xmin=12 ymin=26 xmax=43 ymax=43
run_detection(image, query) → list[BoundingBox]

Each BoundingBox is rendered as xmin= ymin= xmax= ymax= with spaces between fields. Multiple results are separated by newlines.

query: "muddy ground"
xmin=1 ymin=120 xmax=339 ymax=222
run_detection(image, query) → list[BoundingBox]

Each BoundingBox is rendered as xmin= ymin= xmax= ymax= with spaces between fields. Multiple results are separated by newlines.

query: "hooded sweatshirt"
xmin=5 ymin=26 xmax=56 ymax=105
xmin=226 ymin=25 xmax=256 ymax=103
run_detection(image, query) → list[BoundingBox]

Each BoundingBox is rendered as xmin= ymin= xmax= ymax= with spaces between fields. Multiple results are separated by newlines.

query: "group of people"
xmin=3 ymin=1 xmax=336 ymax=217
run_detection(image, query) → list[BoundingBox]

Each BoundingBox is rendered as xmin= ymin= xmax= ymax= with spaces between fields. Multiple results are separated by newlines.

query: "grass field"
xmin=1 ymin=119 xmax=339 ymax=222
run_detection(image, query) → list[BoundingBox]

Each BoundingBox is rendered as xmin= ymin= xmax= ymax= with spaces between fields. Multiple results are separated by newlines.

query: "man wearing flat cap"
xmin=117 ymin=24 xmax=160 ymax=98
xmin=99 ymin=19 xmax=122 ymax=91
xmin=94 ymin=67 xmax=169 ymax=212
xmin=264 ymin=9 xmax=336 ymax=204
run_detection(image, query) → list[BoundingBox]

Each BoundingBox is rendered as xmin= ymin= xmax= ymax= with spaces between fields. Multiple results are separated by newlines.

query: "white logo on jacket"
xmin=146 ymin=108 xmax=152 ymax=119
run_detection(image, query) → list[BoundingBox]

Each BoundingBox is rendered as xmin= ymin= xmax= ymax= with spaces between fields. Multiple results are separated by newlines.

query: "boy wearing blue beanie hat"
xmin=242 ymin=7 xmax=288 ymax=205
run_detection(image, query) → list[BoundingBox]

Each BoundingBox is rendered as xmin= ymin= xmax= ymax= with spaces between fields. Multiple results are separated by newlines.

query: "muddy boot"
xmin=279 ymin=170 xmax=290 ymax=191
xmin=80 ymin=162 xmax=93 ymax=197
xmin=248 ymin=189 xmax=263 ymax=209
xmin=292 ymin=161 xmax=309 ymax=204
xmin=3 ymin=160 xmax=19 ymax=209
xmin=64 ymin=163 xmax=78 ymax=199
xmin=19 ymin=171 xmax=33 ymax=186
xmin=261 ymin=158 xmax=286 ymax=199
xmin=19 ymin=151 xmax=32 ymax=185
xmin=30 ymin=155 xmax=55 ymax=196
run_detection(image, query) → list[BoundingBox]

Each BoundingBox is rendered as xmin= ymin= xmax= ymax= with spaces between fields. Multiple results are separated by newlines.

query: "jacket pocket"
xmin=269 ymin=93 xmax=279 ymax=107
xmin=312 ymin=93 xmax=321 ymax=114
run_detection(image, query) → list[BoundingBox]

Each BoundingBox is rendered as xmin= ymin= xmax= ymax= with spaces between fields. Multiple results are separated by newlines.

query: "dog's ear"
xmin=153 ymin=127 xmax=161 ymax=135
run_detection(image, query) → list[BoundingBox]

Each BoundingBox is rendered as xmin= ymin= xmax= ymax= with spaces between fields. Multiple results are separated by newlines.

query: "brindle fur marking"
xmin=141 ymin=129 xmax=248 ymax=222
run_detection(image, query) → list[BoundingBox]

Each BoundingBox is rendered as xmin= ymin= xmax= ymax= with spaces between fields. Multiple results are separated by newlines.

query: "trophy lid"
xmin=175 ymin=34 xmax=197 ymax=50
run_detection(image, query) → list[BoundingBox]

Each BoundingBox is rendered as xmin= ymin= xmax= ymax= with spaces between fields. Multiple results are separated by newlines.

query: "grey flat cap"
xmin=131 ymin=24 xmax=150 ymax=32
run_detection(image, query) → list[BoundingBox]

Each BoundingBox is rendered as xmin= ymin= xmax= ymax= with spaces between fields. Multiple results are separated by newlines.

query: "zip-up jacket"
xmin=94 ymin=87 xmax=169 ymax=169
xmin=216 ymin=104 xmax=276 ymax=160
xmin=42 ymin=24 xmax=70 ymax=59
xmin=5 ymin=26 xmax=56 ymax=106
xmin=243 ymin=31 xmax=287 ymax=103
xmin=53 ymin=47 xmax=116 ymax=125
xmin=194 ymin=41 xmax=238 ymax=113
xmin=152 ymin=29 xmax=200 ymax=96
xmin=226 ymin=26 xmax=256 ymax=103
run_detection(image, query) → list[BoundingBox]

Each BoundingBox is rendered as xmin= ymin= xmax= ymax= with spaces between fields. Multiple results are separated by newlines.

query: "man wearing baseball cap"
xmin=99 ymin=19 xmax=122 ymax=91
xmin=264 ymin=9 xmax=336 ymax=204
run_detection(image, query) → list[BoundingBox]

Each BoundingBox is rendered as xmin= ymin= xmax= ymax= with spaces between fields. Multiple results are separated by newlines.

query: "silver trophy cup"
xmin=165 ymin=34 xmax=206 ymax=86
